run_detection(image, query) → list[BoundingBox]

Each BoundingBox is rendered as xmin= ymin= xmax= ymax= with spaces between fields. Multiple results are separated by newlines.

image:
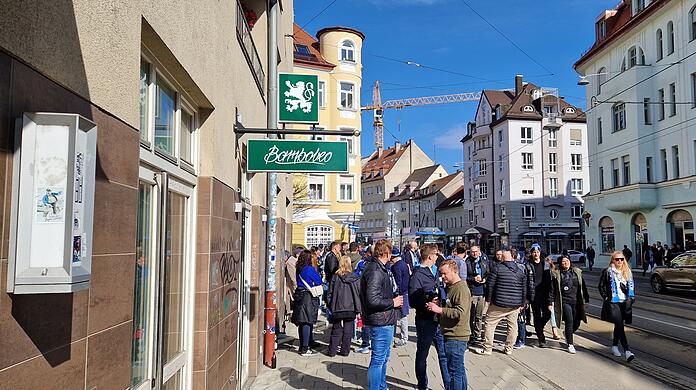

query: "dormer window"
xmin=564 ymin=107 xmax=576 ymax=114
xmin=523 ymin=105 xmax=534 ymax=112
xmin=531 ymin=89 xmax=542 ymax=100
xmin=340 ymin=40 xmax=355 ymax=62
xmin=597 ymin=19 xmax=607 ymax=40
xmin=633 ymin=0 xmax=646 ymax=16
xmin=495 ymin=105 xmax=502 ymax=119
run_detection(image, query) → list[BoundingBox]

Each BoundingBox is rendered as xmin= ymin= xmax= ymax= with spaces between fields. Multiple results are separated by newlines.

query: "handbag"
xmin=300 ymin=274 xmax=323 ymax=298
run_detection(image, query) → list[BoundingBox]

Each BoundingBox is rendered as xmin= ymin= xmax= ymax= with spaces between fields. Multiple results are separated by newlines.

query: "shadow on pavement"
xmin=324 ymin=361 xmax=415 ymax=390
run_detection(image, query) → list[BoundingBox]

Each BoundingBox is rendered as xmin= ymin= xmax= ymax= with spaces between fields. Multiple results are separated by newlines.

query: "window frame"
xmin=318 ymin=80 xmax=326 ymax=108
xmin=548 ymin=129 xmax=557 ymax=148
xmin=520 ymin=127 xmax=533 ymax=144
xmin=308 ymin=174 xmax=326 ymax=201
xmin=667 ymin=21 xmax=675 ymax=55
xmin=612 ymin=102 xmax=626 ymax=132
xmin=571 ymin=178 xmax=583 ymax=196
xmin=522 ymin=204 xmax=536 ymax=220
xmin=571 ymin=154 xmax=582 ymax=171
xmin=338 ymin=81 xmax=356 ymax=110
xmin=337 ymin=174 xmax=355 ymax=202
xmin=548 ymin=153 xmax=557 ymax=173
xmin=339 ymin=39 xmax=356 ymax=63
xmin=521 ymin=152 xmax=533 ymax=170
xmin=657 ymin=29 xmax=664 ymax=61
xmin=669 ymin=82 xmax=677 ymax=117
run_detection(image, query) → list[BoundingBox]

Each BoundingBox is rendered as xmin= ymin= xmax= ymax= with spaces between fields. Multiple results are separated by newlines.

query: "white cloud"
xmin=432 ymin=124 xmax=467 ymax=151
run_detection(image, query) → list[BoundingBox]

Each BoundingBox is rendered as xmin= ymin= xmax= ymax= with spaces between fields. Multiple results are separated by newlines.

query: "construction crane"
xmin=360 ymin=81 xmax=482 ymax=150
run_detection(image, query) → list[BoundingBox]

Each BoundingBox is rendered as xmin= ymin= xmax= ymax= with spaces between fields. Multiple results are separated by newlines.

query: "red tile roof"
xmin=361 ymin=141 xmax=411 ymax=183
xmin=293 ymin=24 xmax=335 ymax=70
xmin=575 ymin=0 xmax=670 ymax=70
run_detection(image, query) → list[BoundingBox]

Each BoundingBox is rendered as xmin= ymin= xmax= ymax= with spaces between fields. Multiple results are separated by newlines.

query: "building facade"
xmin=0 ymin=1 xmax=294 ymax=389
xmin=290 ymin=25 xmax=365 ymax=248
xmin=575 ymin=0 xmax=696 ymax=267
xmin=383 ymin=165 xmax=448 ymax=246
xmin=358 ymin=140 xmax=434 ymax=243
xmin=461 ymin=76 xmax=589 ymax=254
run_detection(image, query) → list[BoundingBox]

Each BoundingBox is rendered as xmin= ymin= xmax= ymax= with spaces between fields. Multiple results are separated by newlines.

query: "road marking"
xmin=588 ymin=303 xmax=696 ymax=332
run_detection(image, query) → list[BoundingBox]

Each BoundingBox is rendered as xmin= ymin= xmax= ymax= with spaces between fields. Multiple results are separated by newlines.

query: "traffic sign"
xmin=278 ymin=73 xmax=319 ymax=124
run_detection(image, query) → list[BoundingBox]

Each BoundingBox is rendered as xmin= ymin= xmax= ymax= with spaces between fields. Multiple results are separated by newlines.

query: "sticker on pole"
xmin=247 ymin=139 xmax=348 ymax=173
xmin=278 ymin=73 xmax=319 ymax=124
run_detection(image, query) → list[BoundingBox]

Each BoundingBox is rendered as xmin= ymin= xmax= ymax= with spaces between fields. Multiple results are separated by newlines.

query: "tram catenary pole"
xmin=263 ymin=0 xmax=279 ymax=369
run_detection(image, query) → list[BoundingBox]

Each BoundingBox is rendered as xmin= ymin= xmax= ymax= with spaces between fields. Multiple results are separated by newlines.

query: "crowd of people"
xmin=284 ymin=239 xmax=637 ymax=390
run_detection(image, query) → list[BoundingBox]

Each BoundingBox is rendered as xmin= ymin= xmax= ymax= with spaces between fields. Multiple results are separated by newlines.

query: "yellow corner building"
xmin=291 ymin=24 xmax=365 ymax=248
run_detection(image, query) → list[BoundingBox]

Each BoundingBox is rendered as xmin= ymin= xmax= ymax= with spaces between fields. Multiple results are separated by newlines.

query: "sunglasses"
xmin=613 ymin=257 xmax=625 ymax=262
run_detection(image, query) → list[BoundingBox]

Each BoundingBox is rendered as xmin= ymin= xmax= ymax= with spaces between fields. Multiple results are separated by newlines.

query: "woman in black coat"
xmin=598 ymin=250 xmax=636 ymax=362
xmin=291 ymin=250 xmax=322 ymax=356
xmin=326 ymin=255 xmax=362 ymax=356
xmin=547 ymin=255 xmax=589 ymax=354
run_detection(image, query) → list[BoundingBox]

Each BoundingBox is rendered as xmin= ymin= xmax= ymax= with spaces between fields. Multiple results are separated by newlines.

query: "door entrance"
xmin=237 ymin=205 xmax=252 ymax=387
xmin=131 ymin=170 xmax=194 ymax=390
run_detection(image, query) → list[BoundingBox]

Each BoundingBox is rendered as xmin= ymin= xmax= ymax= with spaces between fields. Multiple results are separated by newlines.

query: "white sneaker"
xmin=611 ymin=346 xmax=622 ymax=357
xmin=568 ymin=344 xmax=576 ymax=354
xmin=625 ymin=350 xmax=635 ymax=362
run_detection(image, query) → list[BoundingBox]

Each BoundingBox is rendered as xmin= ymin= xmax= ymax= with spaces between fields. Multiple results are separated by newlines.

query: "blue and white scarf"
xmin=610 ymin=266 xmax=635 ymax=303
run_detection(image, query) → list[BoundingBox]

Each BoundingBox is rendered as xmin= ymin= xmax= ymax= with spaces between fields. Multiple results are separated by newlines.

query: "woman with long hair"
xmin=548 ymin=255 xmax=590 ymax=354
xmin=326 ymin=255 xmax=362 ymax=356
xmin=291 ymin=250 xmax=322 ymax=356
xmin=598 ymin=250 xmax=636 ymax=362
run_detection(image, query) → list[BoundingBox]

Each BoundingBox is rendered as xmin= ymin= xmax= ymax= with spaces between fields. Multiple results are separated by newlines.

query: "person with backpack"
xmin=326 ymin=255 xmax=362 ymax=357
xmin=548 ymin=255 xmax=590 ymax=354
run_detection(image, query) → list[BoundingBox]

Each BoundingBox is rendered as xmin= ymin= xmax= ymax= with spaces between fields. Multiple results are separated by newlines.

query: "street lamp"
xmin=577 ymin=71 xmax=610 ymax=86
xmin=387 ymin=204 xmax=400 ymax=246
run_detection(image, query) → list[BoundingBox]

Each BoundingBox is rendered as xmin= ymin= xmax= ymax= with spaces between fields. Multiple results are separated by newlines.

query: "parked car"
xmin=651 ymin=250 xmax=696 ymax=293
xmin=548 ymin=250 xmax=586 ymax=264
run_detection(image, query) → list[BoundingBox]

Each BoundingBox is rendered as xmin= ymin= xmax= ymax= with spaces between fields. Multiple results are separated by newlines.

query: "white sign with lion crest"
xmin=278 ymin=73 xmax=319 ymax=124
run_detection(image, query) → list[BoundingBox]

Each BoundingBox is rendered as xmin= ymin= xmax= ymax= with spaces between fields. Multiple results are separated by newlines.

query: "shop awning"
xmin=464 ymin=226 xmax=492 ymax=235
xmin=522 ymin=232 xmax=542 ymax=236
xmin=549 ymin=232 xmax=568 ymax=237
xmin=490 ymin=233 xmax=501 ymax=237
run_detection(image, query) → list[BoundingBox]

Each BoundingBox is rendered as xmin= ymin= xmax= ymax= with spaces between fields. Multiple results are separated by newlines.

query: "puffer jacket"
xmin=360 ymin=257 xmax=398 ymax=326
xmin=327 ymin=272 xmax=362 ymax=320
xmin=486 ymin=260 xmax=528 ymax=308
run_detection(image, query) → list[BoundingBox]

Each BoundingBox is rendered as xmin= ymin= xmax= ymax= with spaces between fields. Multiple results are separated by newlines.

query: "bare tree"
xmin=292 ymin=175 xmax=318 ymax=220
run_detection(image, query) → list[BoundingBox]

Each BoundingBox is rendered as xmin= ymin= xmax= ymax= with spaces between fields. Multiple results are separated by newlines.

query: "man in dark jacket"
xmin=519 ymin=243 xmax=549 ymax=348
xmin=622 ymin=245 xmax=632 ymax=268
xmin=586 ymin=245 xmax=596 ymax=271
xmin=403 ymin=241 xmax=420 ymax=272
xmin=473 ymin=250 xmax=529 ymax=355
xmin=390 ymin=247 xmax=410 ymax=347
xmin=360 ymin=239 xmax=403 ymax=390
xmin=324 ymin=241 xmax=342 ymax=287
xmin=408 ymin=243 xmax=449 ymax=390
xmin=465 ymin=245 xmax=489 ymax=347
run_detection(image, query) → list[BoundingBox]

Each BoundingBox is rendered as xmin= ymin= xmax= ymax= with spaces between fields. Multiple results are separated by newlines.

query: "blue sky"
xmin=294 ymin=0 xmax=612 ymax=172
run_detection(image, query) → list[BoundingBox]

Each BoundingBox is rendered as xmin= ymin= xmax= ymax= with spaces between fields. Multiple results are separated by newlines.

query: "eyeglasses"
xmin=613 ymin=257 xmax=625 ymax=262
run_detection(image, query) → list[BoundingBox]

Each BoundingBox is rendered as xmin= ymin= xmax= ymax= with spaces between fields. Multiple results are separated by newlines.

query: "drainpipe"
xmin=264 ymin=0 xmax=279 ymax=369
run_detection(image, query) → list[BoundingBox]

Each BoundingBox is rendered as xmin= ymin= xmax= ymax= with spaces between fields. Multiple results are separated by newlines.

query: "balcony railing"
xmin=236 ymin=1 xmax=265 ymax=96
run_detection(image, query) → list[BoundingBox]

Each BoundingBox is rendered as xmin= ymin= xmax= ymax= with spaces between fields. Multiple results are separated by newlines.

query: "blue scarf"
xmin=610 ymin=267 xmax=635 ymax=303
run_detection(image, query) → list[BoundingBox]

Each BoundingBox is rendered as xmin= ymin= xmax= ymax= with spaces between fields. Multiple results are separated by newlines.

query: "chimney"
xmin=395 ymin=141 xmax=402 ymax=152
xmin=515 ymin=74 xmax=523 ymax=96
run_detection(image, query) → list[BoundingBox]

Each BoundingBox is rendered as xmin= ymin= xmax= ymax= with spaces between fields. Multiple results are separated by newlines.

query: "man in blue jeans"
xmin=426 ymin=259 xmax=472 ymax=390
xmin=409 ymin=243 xmax=450 ymax=390
xmin=360 ymin=239 xmax=403 ymax=390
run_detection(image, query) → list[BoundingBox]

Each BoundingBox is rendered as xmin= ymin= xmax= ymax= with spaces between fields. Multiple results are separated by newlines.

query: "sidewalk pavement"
xmin=254 ymin=312 xmax=667 ymax=390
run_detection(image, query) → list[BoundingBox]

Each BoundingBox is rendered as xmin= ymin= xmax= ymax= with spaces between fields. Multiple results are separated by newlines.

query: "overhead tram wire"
xmin=459 ymin=0 xmax=555 ymax=76
xmin=505 ymin=114 xmax=696 ymax=188
xmin=300 ymin=0 xmax=339 ymax=29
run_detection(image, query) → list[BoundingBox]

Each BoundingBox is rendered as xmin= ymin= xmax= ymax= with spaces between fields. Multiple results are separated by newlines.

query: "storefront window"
xmin=600 ymin=216 xmax=615 ymax=254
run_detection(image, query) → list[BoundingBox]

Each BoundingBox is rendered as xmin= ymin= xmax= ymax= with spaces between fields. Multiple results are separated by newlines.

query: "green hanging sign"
xmin=278 ymin=73 xmax=319 ymax=124
xmin=247 ymin=139 xmax=348 ymax=173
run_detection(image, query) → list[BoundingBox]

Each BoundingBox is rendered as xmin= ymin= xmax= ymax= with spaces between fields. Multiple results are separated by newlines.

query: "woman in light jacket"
xmin=291 ymin=250 xmax=322 ymax=356
xmin=326 ymin=255 xmax=362 ymax=356
xmin=598 ymin=250 xmax=636 ymax=362
xmin=548 ymin=255 xmax=590 ymax=354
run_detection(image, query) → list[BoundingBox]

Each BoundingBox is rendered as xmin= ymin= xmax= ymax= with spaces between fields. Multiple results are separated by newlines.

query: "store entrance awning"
xmin=465 ymin=226 xmax=492 ymax=235
xmin=549 ymin=232 xmax=568 ymax=237
xmin=522 ymin=232 xmax=542 ymax=236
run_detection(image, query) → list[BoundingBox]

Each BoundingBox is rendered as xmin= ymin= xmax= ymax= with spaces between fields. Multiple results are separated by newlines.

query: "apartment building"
xmin=383 ymin=165 xmax=448 ymax=246
xmin=575 ymin=0 xmax=696 ymax=267
xmin=0 ymin=2 xmax=294 ymax=389
xmin=290 ymin=24 xmax=365 ymax=247
xmin=461 ymin=76 xmax=589 ymax=253
xmin=358 ymin=140 xmax=433 ymax=243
